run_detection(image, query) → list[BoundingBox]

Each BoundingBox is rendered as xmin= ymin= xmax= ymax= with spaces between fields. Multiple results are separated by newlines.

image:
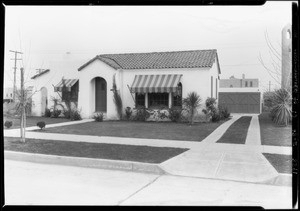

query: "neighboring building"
xmin=3 ymin=87 xmax=13 ymax=103
xmin=281 ymin=23 xmax=292 ymax=91
xmin=218 ymin=74 xmax=261 ymax=114
xmin=219 ymin=74 xmax=259 ymax=88
xmin=30 ymin=49 xmax=221 ymax=119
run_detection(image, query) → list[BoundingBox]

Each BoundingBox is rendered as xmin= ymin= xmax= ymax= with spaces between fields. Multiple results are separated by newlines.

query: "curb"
xmin=4 ymin=151 xmax=166 ymax=175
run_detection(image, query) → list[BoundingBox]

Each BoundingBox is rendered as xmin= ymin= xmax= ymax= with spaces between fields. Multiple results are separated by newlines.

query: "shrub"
xmin=70 ymin=109 xmax=82 ymax=121
xmin=202 ymin=97 xmax=218 ymax=122
xmin=219 ymin=105 xmax=230 ymax=120
xmin=270 ymin=88 xmax=292 ymax=126
xmin=63 ymin=110 xmax=71 ymax=119
xmin=182 ymin=92 xmax=202 ymax=125
xmin=150 ymin=109 xmax=169 ymax=122
xmin=93 ymin=112 xmax=104 ymax=122
xmin=51 ymin=109 xmax=61 ymax=118
xmin=37 ymin=121 xmax=46 ymax=130
xmin=133 ymin=107 xmax=151 ymax=121
xmin=44 ymin=108 xmax=51 ymax=117
xmin=125 ymin=107 xmax=132 ymax=121
xmin=168 ymin=108 xmax=182 ymax=122
xmin=4 ymin=120 xmax=13 ymax=129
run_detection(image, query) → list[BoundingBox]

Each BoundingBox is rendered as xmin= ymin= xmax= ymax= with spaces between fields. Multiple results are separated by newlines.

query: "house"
xmin=218 ymin=74 xmax=261 ymax=114
xmin=3 ymin=87 xmax=13 ymax=103
xmin=30 ymin=49 xmax=221 ymax=119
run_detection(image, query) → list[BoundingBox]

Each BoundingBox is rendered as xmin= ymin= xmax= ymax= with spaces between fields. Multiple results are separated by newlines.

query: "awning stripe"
xmin=130 ymin=74 xmax=182 ymax=93
xmin=54 ymin=79 xmax=78 ymax=92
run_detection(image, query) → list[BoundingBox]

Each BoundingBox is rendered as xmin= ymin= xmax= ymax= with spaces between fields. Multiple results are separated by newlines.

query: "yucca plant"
xmin=183 ymin=92 xmax=202 ymax=125
xmin=269 ymin=88 xmax=292 ymax=126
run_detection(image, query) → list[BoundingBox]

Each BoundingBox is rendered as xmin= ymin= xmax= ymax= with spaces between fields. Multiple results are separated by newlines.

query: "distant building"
xmin=3 ymin=87 xmax=13 ymax=103
xmin=219 ymin=74 xmax=259 ymax=88
xmin=281 ymin=23 xmax=292 ymax=91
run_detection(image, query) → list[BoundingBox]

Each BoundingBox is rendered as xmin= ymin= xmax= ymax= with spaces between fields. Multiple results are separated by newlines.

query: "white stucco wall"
xmin=77 ymin=59 xmax=119 ymax=119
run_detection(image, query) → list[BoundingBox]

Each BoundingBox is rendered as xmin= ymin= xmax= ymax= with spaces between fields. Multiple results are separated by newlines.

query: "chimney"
xmin=242 ymin=74 xmax=245 ymax=79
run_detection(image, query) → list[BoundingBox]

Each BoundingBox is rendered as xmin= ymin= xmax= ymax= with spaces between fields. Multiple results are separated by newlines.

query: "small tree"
xmin=182 ymin=92 xmax=202 ymax=125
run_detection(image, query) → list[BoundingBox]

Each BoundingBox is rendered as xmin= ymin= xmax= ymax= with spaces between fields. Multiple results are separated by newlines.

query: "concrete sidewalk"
xmin=4 ymin=114 xmax=292 ymax=185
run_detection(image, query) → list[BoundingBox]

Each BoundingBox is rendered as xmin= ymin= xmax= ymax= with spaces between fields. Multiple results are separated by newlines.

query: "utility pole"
xmin=20 ymin=67 xmax=26 ymax=143
xmin=9 ymin=50 xmax=23 ymax=102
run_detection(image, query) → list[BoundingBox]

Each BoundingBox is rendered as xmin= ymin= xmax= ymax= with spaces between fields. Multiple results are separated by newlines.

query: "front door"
xmin=95 ymin=77 xmax=107 ymax=112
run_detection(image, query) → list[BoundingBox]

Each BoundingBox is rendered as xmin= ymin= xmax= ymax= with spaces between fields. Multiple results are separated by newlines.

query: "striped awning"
xmin=54 ymin=79 xmax=78 ymax=92
xmin=130 ymin=74 xmax=182 ymax=93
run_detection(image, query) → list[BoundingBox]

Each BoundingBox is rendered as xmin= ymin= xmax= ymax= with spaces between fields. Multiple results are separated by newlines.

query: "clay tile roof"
xmin=78 ymin=49 xmax=219 ymax=71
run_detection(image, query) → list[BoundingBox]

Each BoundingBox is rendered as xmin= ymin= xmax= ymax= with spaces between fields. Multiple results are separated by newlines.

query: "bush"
xmin=168 ymin=108 xmax=182 ymax=122
xmin=93 ymin=112 xmax=104 ymax=122
xmin=51 ymin=109 xmax=61 ymax=118
xmin=182 ymin=92 xmax=202 ymax=125
xmin=4 ymin=120 xmax=13 ymax=129
xmin=37 ymin=121 xmax=46 ymax=130
xmin=124 ymin=107 xmax=132 ymax=121
xmin=133 ymin=107 xmax=151 ymax=121
xmin=44 ymin=108 xmax=51 ymax=117
xmin=270 ymin=88 xmax=292 ymax=126
xmin=63 ymin=110 xmax=71 ymax=119
xmin=70 ymin=109 xmax=82 ymax=121
xmin=219 ymin=105 xmax=230 ymax=120
xmin=203 ymin=97 xmax=218 ymax=122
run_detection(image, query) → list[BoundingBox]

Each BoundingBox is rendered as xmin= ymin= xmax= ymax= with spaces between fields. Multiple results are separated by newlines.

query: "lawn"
xmin=3 ymin=116 xmax=71 ymax=130
xmin=4 ymin=137 xmax=188 ymax=164
xmin=263 ymin=153 xmax=292 ymax=174
xmin=217 ymin=116 xmax=252 ymax=144
xmin=30 ymin=120 xmax=227 ymax=142
xmin=259 ymin=112 xmax=292 ymax=147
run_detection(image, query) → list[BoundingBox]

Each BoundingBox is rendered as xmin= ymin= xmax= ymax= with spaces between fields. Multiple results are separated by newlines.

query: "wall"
xmin=220 ymin=78 xmax=259 ymax=88
xmin=30 ymin=60 xmax=83 ymax=116
xmin=78 ymin=59 xmax=118 ymax=119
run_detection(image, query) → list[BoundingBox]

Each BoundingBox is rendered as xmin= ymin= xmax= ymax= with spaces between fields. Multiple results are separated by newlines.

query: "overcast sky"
xmin=4 ymin=2 xmax=294 ymax=91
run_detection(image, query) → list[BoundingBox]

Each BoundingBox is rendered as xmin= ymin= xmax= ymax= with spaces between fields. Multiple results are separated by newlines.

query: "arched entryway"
xmin=40 ymin=87 xmax=48 ymax=115
xmin=95 ymin=77 xmax=107 ymax=112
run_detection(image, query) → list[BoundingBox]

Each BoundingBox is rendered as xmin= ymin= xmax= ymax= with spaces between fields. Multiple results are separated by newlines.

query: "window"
xmin=245 ymin=81 xmax=248 ymax=87
xmin=172 ymin=83 xmax=182 ymax=108
xmin=215 ymin=78 xmax=218 ymax=99
xmin=135 ymin=93 xmax=145 ymax=107
xmin=149 ymin=93 xmax=169 ymax=108
xmin=211 ymin=76 xmax=213 ymax=97
xmin=250 ymin=81 xmax=253 ymax=87
xmin=62 ymin=81 xmax=79 ymax=102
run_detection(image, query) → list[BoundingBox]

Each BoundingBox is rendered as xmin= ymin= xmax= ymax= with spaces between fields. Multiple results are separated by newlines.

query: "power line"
xmin=9 ymin=50 xmax=23 ymax=102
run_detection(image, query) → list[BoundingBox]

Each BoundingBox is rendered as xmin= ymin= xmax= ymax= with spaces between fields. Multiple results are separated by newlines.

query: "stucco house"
xmin=30 ymin=49 xmax=221 ymax=119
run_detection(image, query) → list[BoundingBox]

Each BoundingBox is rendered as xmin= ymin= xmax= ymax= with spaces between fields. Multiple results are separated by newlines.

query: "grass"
xmin=259 ymin=112 xmax=292 ymax=147
xmin=263 ymin=153 xmax=292 ymax=174
xmin=30 ymin=120 xmax=227 ymax=142
xmin=3 ymin=115 xmax=71 ymax=130
xmin=4 ymin=137 xmax=188 ymax=164
xmin=217 ymin=116 xmax=252 ymax=144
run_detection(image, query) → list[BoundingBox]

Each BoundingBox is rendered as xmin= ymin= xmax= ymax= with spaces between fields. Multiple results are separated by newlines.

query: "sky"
xmin=3 ymin=2 xmax=294 ymax=92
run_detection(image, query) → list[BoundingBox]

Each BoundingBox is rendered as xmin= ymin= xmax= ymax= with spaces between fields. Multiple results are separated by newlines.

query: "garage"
xmin=218 ymin=92 xmax=261 ymax=114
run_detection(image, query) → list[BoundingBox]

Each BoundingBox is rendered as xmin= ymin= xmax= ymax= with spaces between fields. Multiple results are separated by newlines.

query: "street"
xmin=4 ymin=160 xmax=293 ymax=208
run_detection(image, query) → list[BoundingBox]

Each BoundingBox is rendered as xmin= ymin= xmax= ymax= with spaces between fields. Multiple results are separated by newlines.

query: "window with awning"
xmin=130 ymin=74 xmax=182 ymax=108
xmin=54 ymin=79 xmax=79 ymax=102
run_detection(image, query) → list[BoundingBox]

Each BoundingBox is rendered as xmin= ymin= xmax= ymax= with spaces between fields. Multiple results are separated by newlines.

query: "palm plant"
xmin=182 ymin=92 xmax=202 ymax=125
xmin=270 ymin=88 xmax=292 ymax=126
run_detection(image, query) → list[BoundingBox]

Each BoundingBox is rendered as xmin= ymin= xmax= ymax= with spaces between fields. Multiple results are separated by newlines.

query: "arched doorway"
xmin=41 ymin=87 xmax=48 ymax=115
xmin=95 ymin=77 xmax=107 ymax=112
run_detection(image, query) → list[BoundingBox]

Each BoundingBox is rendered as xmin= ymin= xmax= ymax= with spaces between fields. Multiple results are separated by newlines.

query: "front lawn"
xmin=4 ymin=137 xmax=188 ymax=164
xmin=263 ymin=153 xmax=292 ymax=174
xmin=3 ymin=116 xmax=71 ymax=130
xmin=216 ymin=116 xmax=252 ymax=144
xmin=31 ymin=120 xmax=227 ymax=142
xmin=259 ymin=112 xmax=292 ymax=147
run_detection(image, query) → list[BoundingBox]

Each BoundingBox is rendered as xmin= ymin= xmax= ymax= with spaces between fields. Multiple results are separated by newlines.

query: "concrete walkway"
xmin=4 ymin=114 xmax=292 ymax=185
